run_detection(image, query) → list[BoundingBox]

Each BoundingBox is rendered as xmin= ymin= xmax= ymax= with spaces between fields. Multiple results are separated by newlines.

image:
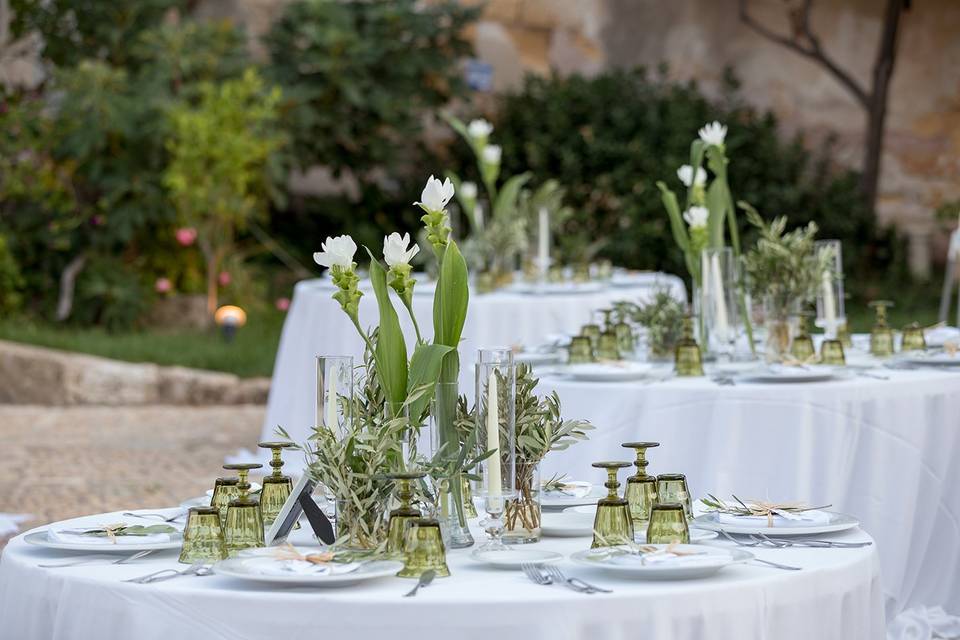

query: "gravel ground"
xmin=0 ymin=404 xmax=264 ymax=550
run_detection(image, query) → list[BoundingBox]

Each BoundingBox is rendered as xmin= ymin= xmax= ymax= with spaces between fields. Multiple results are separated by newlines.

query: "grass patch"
xmin=0 ymin=310 xmax=285 ymax=378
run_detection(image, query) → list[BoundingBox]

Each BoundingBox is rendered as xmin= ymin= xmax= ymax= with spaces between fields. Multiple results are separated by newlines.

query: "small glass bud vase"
xmin=869 ymin=300 xmax=896 ymax=357
xmin=647 ymin=503 xmax=690 ymax=544
xmin=397 ymin=518 xmax=450 ymax=579
xmin=596 ymin=331 xmax=621 ymax=361
xmin=820 ymin=339 xmax=846 ymax=366
xmin=257 ymin=441 xmax=296 ymax=527
xmin=590 ymin=461 xmax=634 ymax=548
xmin=902 ymin=323 xmax=927 ymax=352
xmin=622 ymin=442 xmax=659 ymax=532
xmin=504 ymin=458 xmax=541 ymax=544
xmin=789 ymin=314 xmax=815 ymax=362
xmin=223 ymin=463 xmax=264 ymax=556
xmin=674 ymin=315 xmax=705 ymax=377
xmin=567 ymin=335 xmax=594 ymax=364
xmin=385 ymin=472 xmax=425 ymax=555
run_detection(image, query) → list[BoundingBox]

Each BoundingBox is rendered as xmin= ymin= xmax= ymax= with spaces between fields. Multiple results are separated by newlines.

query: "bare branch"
xmin=738 ymin=0 xmax=870 ymax=108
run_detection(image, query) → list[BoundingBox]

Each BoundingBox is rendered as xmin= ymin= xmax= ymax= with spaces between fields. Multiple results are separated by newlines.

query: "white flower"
xmin=460 ymin=181 xmax=478 ymax=200
xmin=467 ymin=118 xmax=493 ymax=139
xmin=383 ymin=232 xmax=420 ymax=268
xmin=482 ymin=144 xmax=502 ymax=165
xmin=683 ymin=206 xmax=709 ymax=229
xmin=677 ymin=164 xmax=707 ymax=188
xmin=414 ymin=175 xmax=455 ymax=212
xmin=698 ymin=121 xmax=727 ymax=147
xmin=313 ymin=235 xmax=357 ymax=269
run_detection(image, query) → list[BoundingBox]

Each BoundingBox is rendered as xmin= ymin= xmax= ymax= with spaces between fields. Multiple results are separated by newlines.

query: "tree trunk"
xmin=55 ymin=253 xmax=87 ymax=322
xmin=860 ymin=98 xmax=887 ymax=214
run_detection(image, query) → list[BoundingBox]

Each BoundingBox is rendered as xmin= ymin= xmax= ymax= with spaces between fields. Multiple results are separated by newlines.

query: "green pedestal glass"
xmin=385 ymin=472 xmax=424 ymax=555
xmin=614 ymin=321 xmax=635 ymax=355
xmin=179 ymin=506 xmax=227 ymax=564
xmin=622 ymin=442 xmax=659 ymax=532
xmin=647 ymin=503 xmax=690 ymax=544
xmin=902 ymin=323 xmax=927 ymax=352
xmin=674 ymin=316 xmax=704 ymax=377
xmin=820 ymin=339 xmax=846 ymax=365
xmin=790 ymin=315 xmax=815 ymax=361
xmin=223 ymin=463 xmax=264 ymax=556
xmin=869 ymin=300 xmax=896 ymax=357
xmin=596 ymin=331 xmax=621 ymax=360
xmin=567 ymin=335 xmax=594 ymax=364
xmin=397 ymin=518 xmax=450 ymax=578
xmin=590 ymin=461 xmax=634 ymax=549
xmin=257 ymin=441 xmax=296 ymax=528
xmin=210 ymin=477 xmax=240 ymax=526
xmin=656 ymin=473 xmax=693 ymax=520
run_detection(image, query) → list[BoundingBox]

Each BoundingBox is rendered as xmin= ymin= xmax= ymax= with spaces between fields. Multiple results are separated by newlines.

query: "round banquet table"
xmin=0 ymin=514 xmax=883 ymax=640
xmin=535 ymin=364 xmax=960 ymax=618
xmin=259 ymin=272 xmax=685 ymax=448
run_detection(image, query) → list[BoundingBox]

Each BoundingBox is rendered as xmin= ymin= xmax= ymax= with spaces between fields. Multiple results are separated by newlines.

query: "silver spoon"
xmin=403 ymin=569 xmax=436 ymax=597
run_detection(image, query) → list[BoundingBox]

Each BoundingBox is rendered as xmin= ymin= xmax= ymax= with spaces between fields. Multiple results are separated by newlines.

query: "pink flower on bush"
xmin=175 ymin=227 xmax=197 ymax=246
xmin=275 ymin=297 xmax=291 ymax=312
xmin=155 ymin=277 xmax=173 ymax=294
xmin=91 ymin=215 xmax=105 ymax=227
xmin=218 ymin=271 xmax=231 ymax=287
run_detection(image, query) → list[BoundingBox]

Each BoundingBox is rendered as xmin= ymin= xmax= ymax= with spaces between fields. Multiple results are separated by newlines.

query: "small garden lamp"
xmin=214 ymin=305 xmax=247 ymax=342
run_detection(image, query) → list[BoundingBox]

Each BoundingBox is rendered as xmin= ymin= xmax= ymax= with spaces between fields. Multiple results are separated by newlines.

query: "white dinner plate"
xmin=562 ymin=362 xmax=654 ymax=382
xmin=541 ymin=484 xmax=604 ymax=509
xmin=898 ymin=352 xmax=960 ymax=367
xmin=179 ymin=495 xmax=209 ymax=509
xmin=25 ymin=529 xmax=183 ymax=553
xmin=570 ymin=545 xmax=752 ymax=580
xmin=541 ymin=512 xmax=595 ymax=537
xmin=213 ymin=557 xmax=404 ymax=587
xmin=692 ymin=511 xmax=859 ymax=536
xmin=737 ymin=366 xmax=841 ymax=383
xmin=469 ymin=548 xmax=564 ymax=569
xmin=205 ymin=483 xmax=261 ymax=498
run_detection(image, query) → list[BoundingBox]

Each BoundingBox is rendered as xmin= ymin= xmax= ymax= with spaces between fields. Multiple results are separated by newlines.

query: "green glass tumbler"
xmin=385 ymin=472 xmax=424 ymax=555
xmin=397 ymin=518 xmax=450 ymax=578
xmin=656 ymin=473 xmax=693 ymax=520
xmin=596 ymin=331 xmax=621 ymax=361
xmin=820 ymin=339 xmax=846 ymax=365
xmin=869 ymin=300 xmax=896 ymax=357
xmin=179 ymin=506 xmax=227 ymax=564
xmin=223 ymin=463 xmax=264 ymax=556
xmin=789 ymin=314 xmax=815 ymax=361
xmin=622 ymin=442 xmax=659 ymax=531
xmin=581 ymin=323 xmax=601 ymax=349
xmin=590 ymin=461 xmax=634 ymax=549
xmin=647 ymin=503 xmax=690 ymax=544
xmin=257 ymin=441 xmax=296 ymax=527
xmin=210 ymin=477 xmax=240 ymax=526
xmin=567 ymin=335 xmax=594 ymax=364
xmin=674 ymin=315 xmax=704 ymax=377
xmin=901 ymin=323 xmax=927 ymax=352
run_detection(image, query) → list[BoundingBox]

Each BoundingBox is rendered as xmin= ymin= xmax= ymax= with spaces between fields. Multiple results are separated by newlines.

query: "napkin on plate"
xmin=543 ymin=481 xmax=592 ymax=498
xmin=240 ymin=548 xmax=360 ymax=576
xmin=717 ymin=509 xmax=831 ymax=527
xmin=48 ymin=523 xmax=178 ymax=545
xmin=925 ymin=326 xmax=960 ymax=347
xmin=608 ymin=550 xmax=725 ymax=568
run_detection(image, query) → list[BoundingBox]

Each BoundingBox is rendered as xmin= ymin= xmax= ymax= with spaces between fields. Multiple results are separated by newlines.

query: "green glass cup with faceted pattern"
xmin=223 ymin=463 xmax=264 ymax=556
xmin=790 ymin=314 xmax=815 ymax=361
xmin=567 ymin=335 xmax=594 ymax=364
xmin=674 ymin=315 xmax=704 ymax=377
xmin=210 ymin=477 xmax=240 ymax=526
xmin=179 ymin=506 xmax=227 ymax=564
xmin=596 ymin=331 xmax=621 ymax=360
xmin=656 ymin=473 xmax=693 ymax=520
xmin=258 ymin=441 xmax=297 ymax=528
xmin=581 ymin=324 xmax=601 ymax=349
xmin=901 ymin=323 xmax=927 ymax=352
xmin=385 ymin=472 xmax=424 ymax=555
xmin=647 ymin=503 xmax=690 ymax=544
xmin=397 ymin=518 xmax=450 ymax=578
xmin=590 ymin=461 xmax=634 ymax=549
xmin=820 ymin=339 xmax=846 ymax=365
xmin=869 ymin=300 xmax=896 ymax=357
xmin=622 ymin=442 xmax=659 ymax=532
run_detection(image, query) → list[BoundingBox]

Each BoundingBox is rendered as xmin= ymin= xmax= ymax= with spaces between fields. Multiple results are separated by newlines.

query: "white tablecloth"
xmin=0 ymin=513 xmax=883 ymax=640
xmin=260 ymin=273 xmax=685 ymax=446
xmin=535 ymin=365 xmax=960 ymax=618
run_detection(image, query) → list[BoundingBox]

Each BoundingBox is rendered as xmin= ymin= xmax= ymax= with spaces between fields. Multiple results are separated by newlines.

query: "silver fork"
xmin=124 ymin=562 xmax=211 ymax=584
xmin=544 ymin=565 xmax=611 ymax=594
xmin=719 ymin=530 xmax=760 ymax=547
xmin=751 ymin=534 xmax=788 ymax=548
xmin=520 ymin=563 xmax=553 ymax=586
xmin=122 ymin=511 xmax=185 ymax=523
xmin=39 ymin=549 xmax=154 ymax=569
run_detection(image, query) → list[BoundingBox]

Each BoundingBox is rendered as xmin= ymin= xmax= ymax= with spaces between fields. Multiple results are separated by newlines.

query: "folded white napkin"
xmin=925 ymin=326 xmax=960 ymax=347
xmin=609 ymin=550 xmax=725 ymax=568
xmin=48 ymin=525 xmax=175 ymax=545
xmin=543 ymin=481 xmax=592 ymax=498
xmin=717 ymin=509 xmax=831 ymax=527
xmin=887 ymin=605 xmax=960 ymax=640
xmin=241 ymin=556 xmax=360 ymax=577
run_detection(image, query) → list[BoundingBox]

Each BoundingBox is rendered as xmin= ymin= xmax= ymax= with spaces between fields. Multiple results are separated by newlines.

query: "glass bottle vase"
xmin=504 ymin=458 xmax=541 ymax=543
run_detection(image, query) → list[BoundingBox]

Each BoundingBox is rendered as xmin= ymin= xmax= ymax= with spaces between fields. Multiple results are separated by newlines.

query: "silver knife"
xmin=403 ymin=569 xmax=436 ymax=597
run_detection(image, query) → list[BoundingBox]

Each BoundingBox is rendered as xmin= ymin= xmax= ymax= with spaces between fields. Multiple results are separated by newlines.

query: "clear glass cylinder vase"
xmin=316 ymin=355 xmax=353 ymax=436
xmin=428 ymin=382 xmax=474 ymax=548
xmin=762 ymin=297 xmax=799 ymax=363
xmin=504 ymin=458 xmax=541 ymax=543
xmin=700 ymin=247 xmax=740 ymax=361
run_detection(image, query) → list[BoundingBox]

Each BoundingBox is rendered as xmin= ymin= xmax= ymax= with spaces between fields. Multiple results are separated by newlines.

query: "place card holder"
xmin=265 ymin=474 xmax=336 ymax=546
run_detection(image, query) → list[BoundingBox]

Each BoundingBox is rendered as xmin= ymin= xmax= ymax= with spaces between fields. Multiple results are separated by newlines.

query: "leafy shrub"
xmin=71 ymin=257 xmax=149 ymax=332
xmin=0 ymin=234 xmax=23 ymax=315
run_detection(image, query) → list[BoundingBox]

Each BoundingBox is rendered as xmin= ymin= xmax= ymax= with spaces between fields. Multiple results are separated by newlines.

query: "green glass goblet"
xmin=622 ymin=442 xmax=659 ymax=532
xmin=385 ymin=472 xmax=425 ymax=555
xmin=656 ymin=473 xmax=693 ymax=520
xmin=567 ymin=335 xmax=594 ymax=364
xmin=674 ymin=315 xmax=704 ymax=377
xmin=590 ymin=461 xmax=634 ymax=549
xmin=397 ymin=518 xmax=450 ymax=579
xmin=596 ymin=331 xmax=621 ymax=360
xmin=647 ymin=503 xmax=690 ymax=544
xmin=257 ymin=441 xmax=297 ymax=528
xmin=820 ymin=339 xmax=846 ymax=366
xmin=901 ymin=323 xmax=927 ymax=352
xmin=223 ymin=463 xmax=264 ymax=556
xmin=179 ymin=506 xmax=227 ymax=564
xmin=869 ymin=300 xmax=896 ymax=357
xmin=789 ymin=314 xmax=815 ymax=362
xmin=210 ymin=476 xmax=240 ymax=526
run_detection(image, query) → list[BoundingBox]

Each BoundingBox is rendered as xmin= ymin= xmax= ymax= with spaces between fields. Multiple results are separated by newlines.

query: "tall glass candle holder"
xmin=316 ymin=355 xmax=353 ymax=434
xmin=814 ymin=240 xmax=846 ymax=340
xmin=473 ymin=348 xmax=516 ymax=552
xmin=701 ymin=247 xmax=740 ymax=361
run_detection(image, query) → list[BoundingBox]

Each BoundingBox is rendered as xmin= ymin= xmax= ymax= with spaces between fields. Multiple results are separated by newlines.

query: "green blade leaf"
xmin=492 ymin=172 xmax=531 ymax=219
xmin=365 ymin=247 xmax=408 ymax=407
xmin=433 ymin=239 xmax=469 ymax=349
xmin=407 ymin=343 xmax=454 ymax=422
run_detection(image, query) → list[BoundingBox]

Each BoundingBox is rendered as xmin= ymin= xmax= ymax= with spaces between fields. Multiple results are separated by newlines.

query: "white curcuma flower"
xmin=314 ymin=235 xmax=357 ymax=269
xmin=414 ymin=175 xmax=455 ymax=212
xmin=683 ymin=206 xmax=709 ymax=229
xmin=482 ymin=144 xmax=502 ymax=165
xmin=460 ymin=181 xmax=478 ymax=200
xmin=677 ymin=164 xmax=707 ymax=188
xmin=383 ymin=232 xmax=420 ymax=268
xmin=698 ymin=121 xmax=727 ymax=147
xmin=467 ymin=118 xmax=494 ymax=139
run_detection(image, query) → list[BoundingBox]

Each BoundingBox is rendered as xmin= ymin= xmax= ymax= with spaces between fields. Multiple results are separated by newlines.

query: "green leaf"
xmin=406 ymin=343 xmax=454 ymax=422
xmin=492 ymin=172 xmax=531 ymax=219
xmin=705 ymin=179 xmax=726 ymax=248
xmin=433 ymin=239 xmax=469 ymax=349
xmin=365 ymin=247 xmax=408 ymax=407
xmin=657 ymin=181 xmax=689 ymax=253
